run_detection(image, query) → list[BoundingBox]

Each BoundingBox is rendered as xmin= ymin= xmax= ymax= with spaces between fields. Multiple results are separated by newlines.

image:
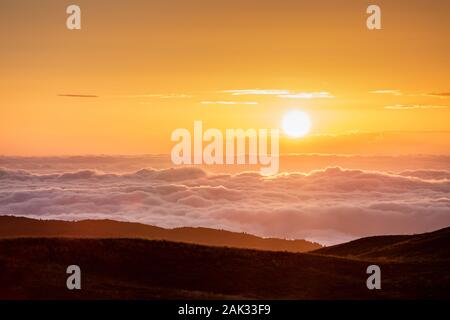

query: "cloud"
xmin=384 ymin=104 xmax=448 ymax=110
xmin=278 ymin=91 xmax=334 ymax=99
xmin=221 ymin=89 xmax=334 ymax=99
xmin=427 ymin=92 xmax=450 ymax=98
xmin=370 ymin=89 xmax=402 ymax=96
xmin=1 ymin=164 xmax=449 ymax=246
xmin=222 ymin=89 xmax=289 ymax=96
xmin=2 ymin=154 xmax=450 ymax=175
xmin=201 ymin=101 xmax=258 ymax=105
xmin=117 ymin=94 xmax=192 ymax=99
xmin=57 ymin=94 xmax=98 ymax=98
xmin=399 ymin=169 xmax=450 ymax=180
xmin=371 ymin=90 xmax=450 ymax=98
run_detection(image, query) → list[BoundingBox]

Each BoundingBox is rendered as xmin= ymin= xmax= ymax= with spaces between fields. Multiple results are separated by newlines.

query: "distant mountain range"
xmin=0 ymin=216 xmax=448 ymax=299
xmin=0 ymin=216 xmax=321 ymax=252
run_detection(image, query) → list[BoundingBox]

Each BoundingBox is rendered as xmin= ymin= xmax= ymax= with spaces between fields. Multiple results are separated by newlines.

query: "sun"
xmin=282 ymin=111 xmax=311 ymax=138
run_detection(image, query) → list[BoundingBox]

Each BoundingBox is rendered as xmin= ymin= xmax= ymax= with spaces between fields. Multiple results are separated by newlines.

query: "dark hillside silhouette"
xmin=0 ymin=222 xmax=449 ymax=299
xmin=0 ymin=216 xmax=321 ymax=252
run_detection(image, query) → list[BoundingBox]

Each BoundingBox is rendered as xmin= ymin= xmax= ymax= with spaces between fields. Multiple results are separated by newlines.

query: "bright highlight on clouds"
xmin=371 ymin=90 xmax=450 ymax=99
xmin=201 ymin=101 xmax=258 ymax=105
xmin=222 ymin=89 xmax=290 ymax=96
xmin=279 ymin=92 xmax=334 ymax=99
xmin=2 ymin=158 xmax=449 ymax=246
xmin=385 ymin=104 xmax=448 ymax=110
xmin=370 ymin=89 xmax=402 ymax=96
xmin=221 ymin=89 xmax=334 ymax=99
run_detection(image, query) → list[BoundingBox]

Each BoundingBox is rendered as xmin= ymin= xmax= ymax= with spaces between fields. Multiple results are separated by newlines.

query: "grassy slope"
xmin=0 ymin=236 xmax=449 ymax=299
xmin=313 ymin=227 xmax=450 ymax=262
xmin=0 ymin=216 xmax=321 ymax=252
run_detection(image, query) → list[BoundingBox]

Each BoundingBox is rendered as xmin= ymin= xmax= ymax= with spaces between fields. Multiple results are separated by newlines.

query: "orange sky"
xmin=1 ymin=0 xmax=449 ymax=156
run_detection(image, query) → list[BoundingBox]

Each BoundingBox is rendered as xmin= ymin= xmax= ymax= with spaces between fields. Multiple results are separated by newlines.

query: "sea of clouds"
xmin=1 ymin=155 xmax=450 ymax=245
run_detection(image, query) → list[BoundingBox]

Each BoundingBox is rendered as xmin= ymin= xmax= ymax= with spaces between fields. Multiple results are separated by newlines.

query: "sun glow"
xmin=282 ymin=111 xmax=311 ymax=138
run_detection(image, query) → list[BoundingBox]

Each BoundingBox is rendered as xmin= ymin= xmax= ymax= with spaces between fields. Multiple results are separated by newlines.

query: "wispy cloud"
xmin=222 ymin=89 xmax=289 ymax=96
xmin=116 ymin=93 xmax=192 ymax=99
xmin=370 ymin=89 xmax=402 ymax=96
xmin=221 ymin=89 xmax=334 ymax=99
xmin=427 ymin=92 xmax=450 ymax=98
xmin=201 ymin=101 xmax=258 ymax=105
xmin=371 ymin=90 xmax=450 ymax=98
xmin=58 ymin=94 xmax=99 ymax=98
xmin=279 ymin=91 xmax=334 ymax=99
xmin=384 ymin=104 xmax=448 ymax=110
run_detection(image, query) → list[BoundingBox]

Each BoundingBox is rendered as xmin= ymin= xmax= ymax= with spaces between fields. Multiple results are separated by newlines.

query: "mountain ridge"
xmin=0 ymin=215 xmax=322 ymax=252
xmin=312 ymin=226 xmax=450 ymax=262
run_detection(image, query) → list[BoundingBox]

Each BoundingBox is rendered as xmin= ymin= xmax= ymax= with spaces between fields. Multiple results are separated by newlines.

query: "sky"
xmin=1 ymin=0 xmax=449 ymax=156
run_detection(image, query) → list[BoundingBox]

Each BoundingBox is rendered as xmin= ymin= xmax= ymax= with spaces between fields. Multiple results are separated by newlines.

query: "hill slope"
xmin=0 ymin=237 xmax=449 ymax=300
xmin=313 ymin=227 xmax=450 ymax=262
xmin=0 ymin=217 xmax=448 ymax=299
xmin=0 ymin=216 xmax=321 ymax=252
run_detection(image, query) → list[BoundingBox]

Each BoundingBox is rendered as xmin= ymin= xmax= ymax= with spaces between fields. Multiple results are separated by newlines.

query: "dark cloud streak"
xmin=58 ymin=94 xmax=99 ymax=98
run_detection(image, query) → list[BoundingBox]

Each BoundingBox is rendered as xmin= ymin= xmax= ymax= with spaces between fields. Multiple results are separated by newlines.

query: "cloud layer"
xmin=1 ymin=163 xmax=449 ymax=245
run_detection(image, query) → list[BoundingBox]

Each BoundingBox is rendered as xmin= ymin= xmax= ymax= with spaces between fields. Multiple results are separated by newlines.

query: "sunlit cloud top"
xmin=221 ymin=89 xmax=334 ymax=99
xmin=201 ymin=101 xmax=258 ymax=105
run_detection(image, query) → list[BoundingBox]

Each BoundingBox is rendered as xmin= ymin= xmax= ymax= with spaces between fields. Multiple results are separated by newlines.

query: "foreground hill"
xmin=0 ymin=216 xmax=448 ymax=299
xmin=313 ymin=227 xmax=450 ymax=262
xmin=0 ymin=216 xmax=321 ymax=252
xmin=0 ymin=237 xmax=449 ymax=300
